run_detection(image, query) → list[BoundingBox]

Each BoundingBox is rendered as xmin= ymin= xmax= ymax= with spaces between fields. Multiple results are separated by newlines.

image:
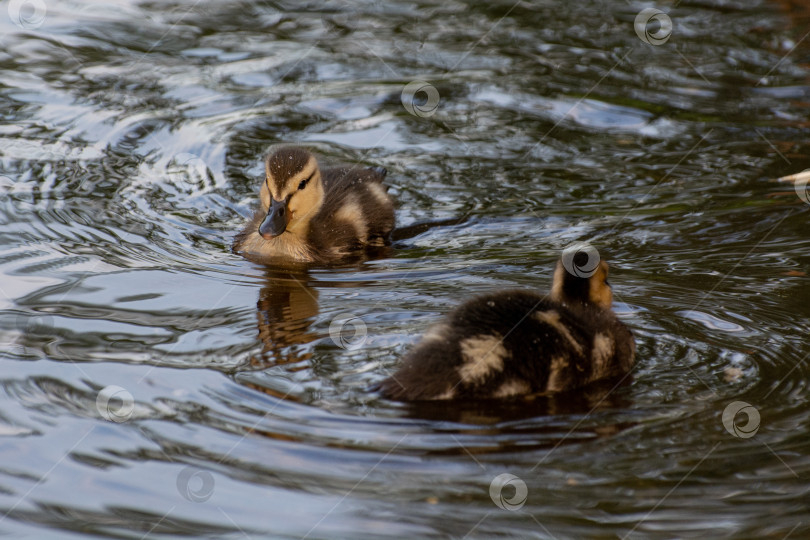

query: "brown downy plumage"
xmin=233 ymin=147 xmax=395 ymax=264
xmin=378 ymin=246 xmax=635 ymax=401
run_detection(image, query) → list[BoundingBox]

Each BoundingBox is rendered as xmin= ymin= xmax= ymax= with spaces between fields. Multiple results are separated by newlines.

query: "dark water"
xmin=1 ymin=0 xmax=810 ymax=538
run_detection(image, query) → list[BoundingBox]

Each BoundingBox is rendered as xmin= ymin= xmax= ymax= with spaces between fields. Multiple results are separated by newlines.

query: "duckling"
xmin=233 ymin=147 xmax=395 ymax=264
xmin=378 ymin=246 xmax=635 ymax=401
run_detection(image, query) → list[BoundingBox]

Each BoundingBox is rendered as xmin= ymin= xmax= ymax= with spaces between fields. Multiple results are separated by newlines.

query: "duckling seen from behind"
xmin=379 ymin=245 xmax=635 ymax=401
xmin=233 ymin=147 xmax=395 ymax=264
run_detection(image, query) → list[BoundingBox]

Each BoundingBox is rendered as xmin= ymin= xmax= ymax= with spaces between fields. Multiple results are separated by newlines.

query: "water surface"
xmin=1 ymin=0 xmax=810 ymax=538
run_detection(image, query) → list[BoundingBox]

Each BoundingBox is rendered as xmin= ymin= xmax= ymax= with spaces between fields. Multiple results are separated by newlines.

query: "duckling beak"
xmin=259 ymin=198 xmax=288 ymax=239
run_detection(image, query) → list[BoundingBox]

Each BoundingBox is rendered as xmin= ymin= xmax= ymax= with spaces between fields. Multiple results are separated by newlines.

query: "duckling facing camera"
xmin=233 ymin=147 xmax=395 ymax=264
xmin=379 ymin=245 xmax=635 ymax=401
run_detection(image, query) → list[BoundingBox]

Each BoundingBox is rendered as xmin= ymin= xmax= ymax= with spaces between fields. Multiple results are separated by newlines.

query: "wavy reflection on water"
xmin=1 ymin=0 xmax=810 ymax=538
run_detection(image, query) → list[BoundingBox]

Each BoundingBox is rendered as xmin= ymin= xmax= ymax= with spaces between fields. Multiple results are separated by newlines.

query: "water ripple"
xmin=1 ymin=0 xmax=809 ymax=537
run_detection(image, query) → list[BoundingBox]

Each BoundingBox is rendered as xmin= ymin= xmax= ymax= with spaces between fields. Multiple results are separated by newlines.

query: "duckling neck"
xmin=561 ymin=299 xmax=609 ymax=315
xmin=265 ymin=230 xmax=313 ymax=261
xmin=236 ymin=226 xmax=314 ymax=262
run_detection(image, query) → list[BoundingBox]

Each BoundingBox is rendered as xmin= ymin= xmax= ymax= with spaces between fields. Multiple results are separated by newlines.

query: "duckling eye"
xmin=298 ymin=176 xmax=312 ymax=191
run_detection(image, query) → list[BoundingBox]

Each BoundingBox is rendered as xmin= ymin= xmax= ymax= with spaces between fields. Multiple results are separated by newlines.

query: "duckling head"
xmin=551 ymin=246 xmax=613 ymax=310
xmin=258 ymin=147 xmax=325 ymax=240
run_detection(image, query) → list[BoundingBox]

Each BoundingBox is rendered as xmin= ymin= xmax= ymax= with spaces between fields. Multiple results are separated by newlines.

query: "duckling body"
xmin=379 ymin=250 xmax=635 ymax=401
xmin=233 ymin=147 xmax=395 ymax=264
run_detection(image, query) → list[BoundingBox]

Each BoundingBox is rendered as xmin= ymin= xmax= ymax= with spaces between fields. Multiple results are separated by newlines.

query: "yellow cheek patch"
xmin=265 ymin=157 xmax=318 ymax=202
xmin=260 ymin=182 xmax=272 ymax=210
xmin=280 ymin=170 xmax=324 ymax=235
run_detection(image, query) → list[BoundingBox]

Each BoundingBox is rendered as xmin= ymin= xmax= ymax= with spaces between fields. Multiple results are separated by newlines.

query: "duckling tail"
xmin=391 ymin=216 xmax=470 ymax=242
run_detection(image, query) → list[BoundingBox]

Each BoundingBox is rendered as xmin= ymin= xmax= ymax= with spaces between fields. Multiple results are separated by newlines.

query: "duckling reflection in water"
xmin=399 ymin=378 xmax=633 ymax=425
xmin=250 ymin=270 xmax=319 ymax=368
xmin=233 ymin=147 xmax=395 ymax=264
xmin=379 ymin=245 xmax=635 ymax=401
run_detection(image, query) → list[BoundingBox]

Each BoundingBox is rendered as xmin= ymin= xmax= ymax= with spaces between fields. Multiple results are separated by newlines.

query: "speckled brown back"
xmin=378 ymin=287 xmax=634 ymax=401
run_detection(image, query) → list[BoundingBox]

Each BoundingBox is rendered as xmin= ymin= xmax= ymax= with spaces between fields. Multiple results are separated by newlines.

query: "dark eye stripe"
xmin=298 ymin=172 xmax=314 ymax=191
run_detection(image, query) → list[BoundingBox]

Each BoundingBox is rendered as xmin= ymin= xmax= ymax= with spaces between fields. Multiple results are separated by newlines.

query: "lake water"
xmin=1 ymin=0 xmax=809 ymax=538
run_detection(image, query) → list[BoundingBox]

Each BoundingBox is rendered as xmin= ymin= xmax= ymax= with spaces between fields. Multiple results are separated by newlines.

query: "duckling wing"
xmin=311 ymin=166 xmax=395 ymax=255
xmin=380 ymin=291 xmax=635 ymax=401
xmin=380 ymin=292 xmax=573 ymax=400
